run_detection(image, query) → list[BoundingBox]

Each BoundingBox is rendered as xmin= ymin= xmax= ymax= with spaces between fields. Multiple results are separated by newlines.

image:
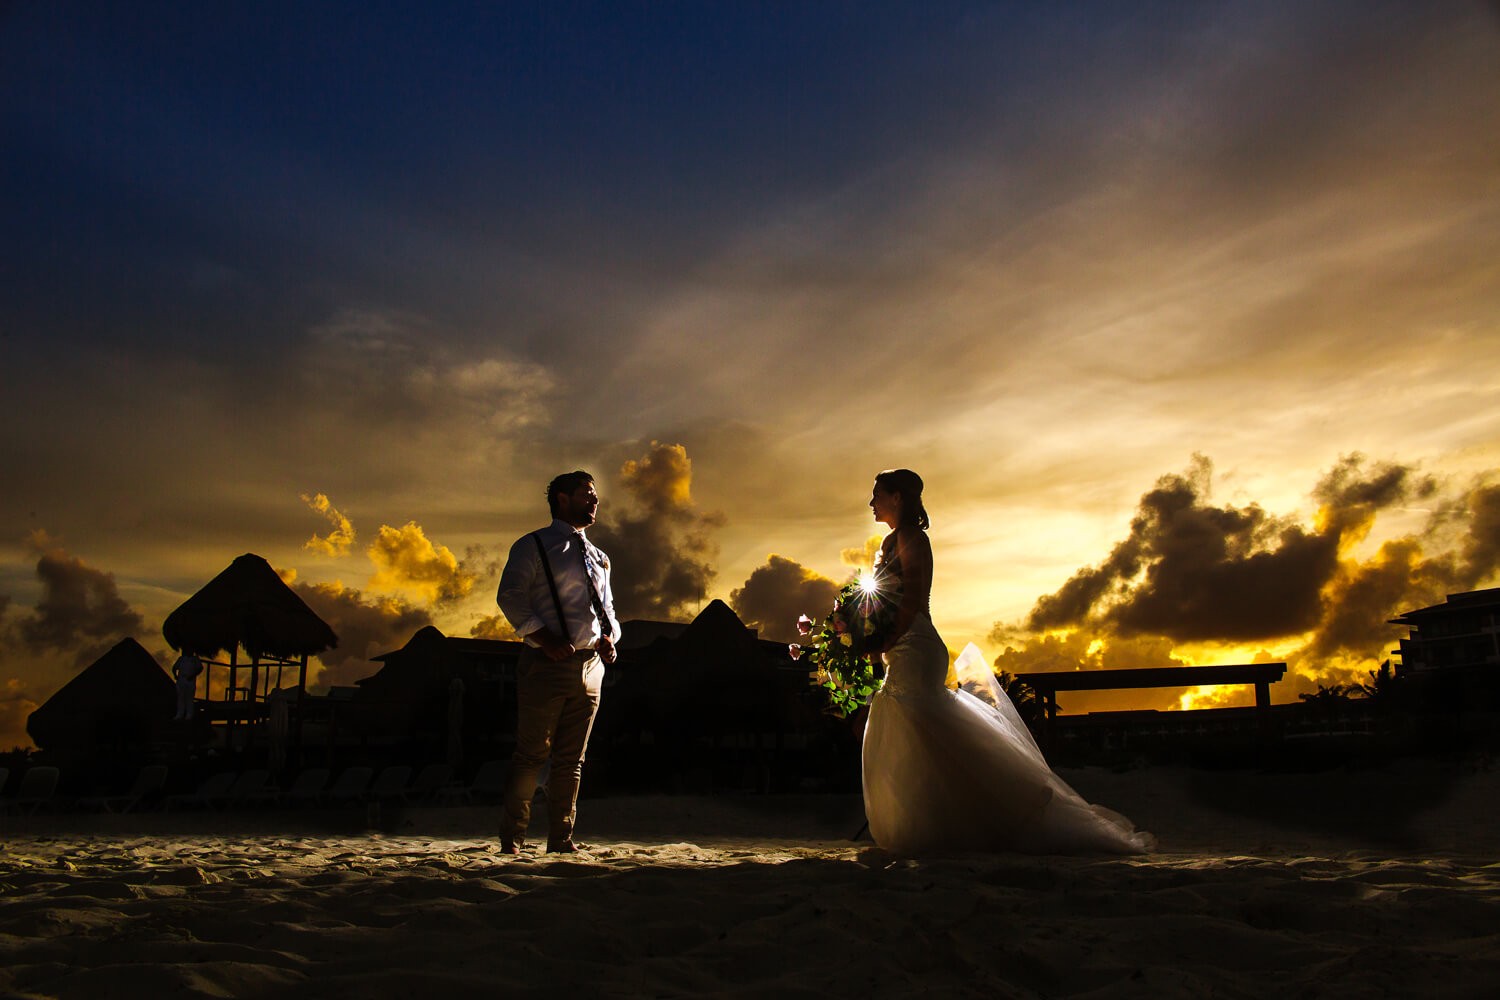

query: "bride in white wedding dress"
xmin=861 ymin=469 xmax=1153 ymax=856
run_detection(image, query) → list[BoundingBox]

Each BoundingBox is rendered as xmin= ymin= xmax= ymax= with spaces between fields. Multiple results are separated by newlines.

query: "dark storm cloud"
xmin=1010 ymin=456 xmax=1500 ymax=704
xmin=730 ymin=555 xmax=841 ymax=644
xmin=1307 ymin=478 xmax=1500 ymax=662
xmin=290 ymin=580 xmax=431 ymax=691
xmin=1460 ymin=483 xmax=1500 ymax=584
xmin=0 ymin=539 xmax=152 ymax=748
xmin=1313 ymin=455 xmax=1437 ymax=528
xmin=589 ymin=443 xmax=725 ymax=621
xmin=8 ymin=533 xmax=145 ymax=656
xmin=1027 ymin=455 xmax=1436 ymax=643
xmin=0 ymin=678 xmax=43 ymax=753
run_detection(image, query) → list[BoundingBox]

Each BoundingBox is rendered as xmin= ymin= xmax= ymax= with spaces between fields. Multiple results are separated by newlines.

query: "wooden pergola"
xmin=162 ymin=553 xmax=338 ymax=752
xmin=1016 ymin=662 xmax=1288 ymax=739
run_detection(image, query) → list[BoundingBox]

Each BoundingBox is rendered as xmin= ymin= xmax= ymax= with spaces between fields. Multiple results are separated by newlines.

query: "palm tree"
xmin=1299 ymin=683 xmax=1356 ymax=703
xmin=1299 ymin=682 xmax=1357 ymax=722
xmin=1357 ymin=660 xmax=1395 ymax=703
xmin=997 ymin=671 xmax=1045 ymax=729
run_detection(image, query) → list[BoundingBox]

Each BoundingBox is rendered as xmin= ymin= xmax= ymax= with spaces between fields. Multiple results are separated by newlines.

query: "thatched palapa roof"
xmin=162 ymin=553 xmax=337 ymax=659
xmin=27 ymin=636 xmax=174 ymax=750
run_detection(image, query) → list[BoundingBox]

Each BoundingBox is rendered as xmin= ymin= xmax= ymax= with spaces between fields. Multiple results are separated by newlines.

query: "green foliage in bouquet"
xmin=791 ymin=575 xmax=896 ymax=717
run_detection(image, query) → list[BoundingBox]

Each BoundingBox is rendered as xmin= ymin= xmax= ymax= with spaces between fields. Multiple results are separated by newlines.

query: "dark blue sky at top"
xmin=1 ymin=0 xmax=1203 ymax=362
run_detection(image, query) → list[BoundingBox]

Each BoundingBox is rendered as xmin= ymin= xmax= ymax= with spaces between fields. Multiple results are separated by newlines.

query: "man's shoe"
xmin=546 ymin=839 xmax=583 ymax=854
xmin=499 ymin=837 xmax=523 ymax=856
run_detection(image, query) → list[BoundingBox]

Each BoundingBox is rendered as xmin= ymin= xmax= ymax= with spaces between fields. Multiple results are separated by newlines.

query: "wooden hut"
xmin=356 ymin=625 xmax=525 ymax=764
xmin=27 ymin=637 xmax=174 ymax=761
xmin=162 ymin=553 xmax=337 ymax=748
xmin=606 ymin=600 xmax=821 ymax=791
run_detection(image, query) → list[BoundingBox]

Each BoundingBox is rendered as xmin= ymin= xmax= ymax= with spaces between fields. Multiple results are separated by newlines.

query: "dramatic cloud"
xmin=1004 ymin=456 xmax=1500 ymax=708
xmin=8 ymin=532 xmax=145 ymax=658
xmin=366 ymin=522 xmax=479 ymax=605
xmin=300 ymin=492 xmax=356 ymax=557
xmin=730 ymin=555 xmax=841 ymax=644
xmin=590 ymin=442 xmax=725 ymax=621
xmin=2 ymin=4 xmax=1498 ymax=724
xmin=469 ymin=614 xmax=519 ymax=641
xmin=1026 ymin=455 xmax=1436 ymax=643
xmin=0 ymin=537 xmax=155 ymax=748
xmin=1461 ymin=483 xmax=1500 ymax=583
xmin=291 ymin=580 xmax=432 ymax=691
xmin=1306 ymin=477 xmax=1500 ymax=665
xmin=0 ymin=677 xmax=42 ymax=752
xmin=840 ymin=536 xmax=884 ymax=574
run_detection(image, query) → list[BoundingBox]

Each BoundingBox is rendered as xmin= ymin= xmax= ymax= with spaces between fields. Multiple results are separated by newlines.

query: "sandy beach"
xmin=4 ymin=762 xmax=1500 ymax=998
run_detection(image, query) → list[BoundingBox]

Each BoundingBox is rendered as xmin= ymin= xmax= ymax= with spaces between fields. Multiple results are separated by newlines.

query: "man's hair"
xmin=546 ymin=471 xmax=595 ymax=515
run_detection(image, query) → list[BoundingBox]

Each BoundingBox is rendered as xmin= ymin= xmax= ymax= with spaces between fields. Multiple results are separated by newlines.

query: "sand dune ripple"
xmin=3 ymin=832 xmax=1500 ymax=998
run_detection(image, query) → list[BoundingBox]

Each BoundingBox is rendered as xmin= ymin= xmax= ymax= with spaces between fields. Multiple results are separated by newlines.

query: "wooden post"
xmin=1037 ymin=684 xmax=1058 ymax=746
xmin=228 ymin=646 xmax=239 ymax=742
xmin=1255 ymin=679 xmax=1272 ymax=740
xmin=295 ymin=653 xmax=308 ymax=764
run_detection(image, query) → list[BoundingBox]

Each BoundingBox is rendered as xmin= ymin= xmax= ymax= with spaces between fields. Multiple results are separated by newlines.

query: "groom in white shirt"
xmin=495 ymin=470 xmax=621 ymax=854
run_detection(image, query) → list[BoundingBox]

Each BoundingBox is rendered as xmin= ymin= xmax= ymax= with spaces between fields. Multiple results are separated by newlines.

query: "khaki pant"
xmin=501 ymin=647 xmax=604 ymax=846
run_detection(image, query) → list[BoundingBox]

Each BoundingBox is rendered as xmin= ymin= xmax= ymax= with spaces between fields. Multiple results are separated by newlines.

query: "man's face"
xmin=557 ymin=481 xmax=600 ymax=528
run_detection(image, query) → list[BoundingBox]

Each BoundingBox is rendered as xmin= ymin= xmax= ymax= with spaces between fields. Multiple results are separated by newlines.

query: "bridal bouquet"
xmin=789 ymin=574 xmax=894 ymax=717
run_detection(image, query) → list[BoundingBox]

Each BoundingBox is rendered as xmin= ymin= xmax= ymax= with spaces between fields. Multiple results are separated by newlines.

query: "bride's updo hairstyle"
xmin=875 ymin=468 xmax=930 ymax=531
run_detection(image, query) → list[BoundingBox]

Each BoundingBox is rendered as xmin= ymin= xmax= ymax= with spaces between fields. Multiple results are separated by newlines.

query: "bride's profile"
xmin=860 ymin=468 xmax=1153 ymax=856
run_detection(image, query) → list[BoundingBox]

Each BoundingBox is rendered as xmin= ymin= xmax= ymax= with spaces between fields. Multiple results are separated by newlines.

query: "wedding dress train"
xmin=861 ymin=616 xmax=1153 ymax=856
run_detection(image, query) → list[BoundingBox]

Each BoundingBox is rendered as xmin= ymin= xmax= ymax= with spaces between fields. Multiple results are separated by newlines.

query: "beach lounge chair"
xmin=165 ymin=770 xmax=237 ymax=811
xmin=281 ymin=767 xmax=331 ymax=806
xmin=367 ymin=764 xmax=413 ymax=801
xmin=226 ymin=768 xmax=275 ymax=807
xmin=439 ymin=758 xmax=509 ymax=804
xmin=404 ymin=762 xmax=453 ymax=804
xmin=0 ymin=766 xmax=60 ymax=814
xmin=76 ymin=764 xmax=169 ymax=813
xmin=325 ymin=765 xmax=374 ymax=805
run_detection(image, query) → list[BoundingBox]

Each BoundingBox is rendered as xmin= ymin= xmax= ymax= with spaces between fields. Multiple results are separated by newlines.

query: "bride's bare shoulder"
xmin=893 ymin=526 xmax=932 ymax=560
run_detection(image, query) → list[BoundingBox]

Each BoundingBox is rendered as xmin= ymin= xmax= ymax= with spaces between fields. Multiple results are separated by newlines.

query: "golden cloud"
xmin=366 ymin=522 xmax=477 ymax=605
xmin=996 ymin=457 xmax=1500 ymax=710
xmin=300 ymin=492 xmax=356 ymax=556
xmin=840 ymin=536 xmax=883 ymax=573
xmin=729 ymin=554 xmax=841 ymax=644
xmin=469 ymin=614 xmax=519 ymax=641
xmin=591 ymin=442 xmax=725 ymax=621
xmin=619 ymin=441 xmax=694 ymax=513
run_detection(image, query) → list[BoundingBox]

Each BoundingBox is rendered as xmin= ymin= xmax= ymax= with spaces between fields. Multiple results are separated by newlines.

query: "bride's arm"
xmin=882 ymin=527 xmax=932 ymax=651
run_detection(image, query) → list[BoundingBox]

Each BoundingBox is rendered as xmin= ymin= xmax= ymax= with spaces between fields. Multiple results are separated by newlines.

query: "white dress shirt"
xmin=497 ymin=519 xmax=621 ymax=651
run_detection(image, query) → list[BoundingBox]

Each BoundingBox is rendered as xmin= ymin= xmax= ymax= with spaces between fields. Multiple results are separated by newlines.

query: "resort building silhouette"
xmin=11 ymin=553 xmax=1500 ymax=808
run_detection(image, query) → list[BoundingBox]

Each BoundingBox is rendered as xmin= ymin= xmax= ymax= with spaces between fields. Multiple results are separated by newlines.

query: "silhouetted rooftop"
xmin=162 ymin=553 xmax=338 ymax=659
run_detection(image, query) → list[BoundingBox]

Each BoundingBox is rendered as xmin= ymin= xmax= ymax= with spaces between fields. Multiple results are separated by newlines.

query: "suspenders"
xmin=532 ymin=532 xmax=569 ymax=636
xmin=531 ymin=531 xmax=614 ymax=642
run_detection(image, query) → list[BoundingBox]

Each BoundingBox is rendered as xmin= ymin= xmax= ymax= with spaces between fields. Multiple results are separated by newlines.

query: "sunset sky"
xmin=3 ymin=1 xmax=1498 ymax=748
